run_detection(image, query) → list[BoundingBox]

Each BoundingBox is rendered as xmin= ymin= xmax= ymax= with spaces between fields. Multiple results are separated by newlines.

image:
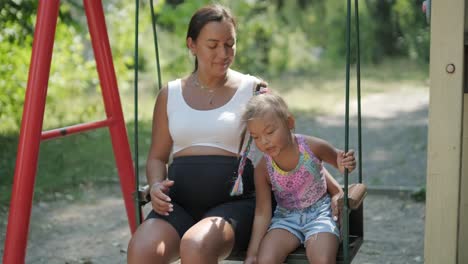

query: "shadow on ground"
xmin=294 ymin=102 xmax=428 ymax=188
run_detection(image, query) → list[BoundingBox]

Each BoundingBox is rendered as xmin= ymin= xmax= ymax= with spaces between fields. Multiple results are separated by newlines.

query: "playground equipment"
xmin=132 ymin=0 xmax=366 ymax=263
xmin=3 ymin=0 xmax=366 ymax=263
xmin=2 ymin=1 xmax=137 ymax=263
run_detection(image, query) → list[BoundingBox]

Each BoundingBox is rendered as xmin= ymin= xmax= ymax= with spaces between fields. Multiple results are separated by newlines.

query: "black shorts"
xmin=146 ymin=155 xmax=255 ymax=252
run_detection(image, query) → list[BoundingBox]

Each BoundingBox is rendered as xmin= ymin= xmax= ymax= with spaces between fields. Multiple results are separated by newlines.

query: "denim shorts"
xmin=268 ymin=195 xmax=340 ymax=245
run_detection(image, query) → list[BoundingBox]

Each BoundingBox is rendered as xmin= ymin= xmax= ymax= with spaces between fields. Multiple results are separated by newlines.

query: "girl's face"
xmin=247 ymin=113 xmax=294 ymax=157
xmin=187 ymin=20 xmax=236 ymax=76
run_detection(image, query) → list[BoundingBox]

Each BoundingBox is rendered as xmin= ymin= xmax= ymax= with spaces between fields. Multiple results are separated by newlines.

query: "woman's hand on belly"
xmin=150 ymin=180 xmax=175 ymax=215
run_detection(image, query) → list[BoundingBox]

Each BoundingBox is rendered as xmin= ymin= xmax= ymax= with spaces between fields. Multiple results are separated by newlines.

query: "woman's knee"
xmin=127 ymin=219 xmax=180 ymax=264
xmin=179 ymin=233 xmax=233 ymax=259
xmin=179 ymin=217 xmax=235 ymax=260
xmin=180 ymin=237 xmax=216 ymax=259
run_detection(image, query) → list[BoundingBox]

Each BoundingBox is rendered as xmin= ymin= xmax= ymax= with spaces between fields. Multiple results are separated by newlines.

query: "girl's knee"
xmin=309 ymin=255 xmax=336 ymax=264
xmin=257 ymin=251 xmax=284 ymax=264
xmin=257 ymin=249 xmax=288 ymax=264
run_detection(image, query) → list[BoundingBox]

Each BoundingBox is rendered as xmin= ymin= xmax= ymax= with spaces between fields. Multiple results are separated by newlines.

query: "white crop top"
xmin=167 ymin=70 xmax=258 ymax=155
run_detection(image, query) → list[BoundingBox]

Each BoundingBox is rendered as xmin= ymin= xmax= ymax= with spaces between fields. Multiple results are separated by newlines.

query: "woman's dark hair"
xmin=186 ymin=4 xmax=237 ymax=71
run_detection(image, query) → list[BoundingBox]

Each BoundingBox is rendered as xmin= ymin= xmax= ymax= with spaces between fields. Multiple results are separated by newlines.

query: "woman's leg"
xmin=179 ymin=198 xmax=255 ymax=264
xmin=179 ymin=216 xmax=235 ymax=264
xmin=305 ymin=232 xmax=339 ymax=264
xmin=257 ymin=229 xmax=301 ymax=264
xmin=127 ymin=218 xmax=180 ymax=264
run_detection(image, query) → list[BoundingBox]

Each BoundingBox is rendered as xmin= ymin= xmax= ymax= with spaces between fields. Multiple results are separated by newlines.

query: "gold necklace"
xmin=193 ymin=73 xmax=228 ymax=105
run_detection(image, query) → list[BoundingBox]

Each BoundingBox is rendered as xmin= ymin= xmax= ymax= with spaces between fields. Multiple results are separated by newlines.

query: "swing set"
xmin=2 ymin=1 xmax=366 ymax=263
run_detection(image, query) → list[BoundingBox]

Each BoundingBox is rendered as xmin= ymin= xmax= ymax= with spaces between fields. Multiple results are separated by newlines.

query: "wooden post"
xmin=424 ymin=0 xmax=466 ymax=263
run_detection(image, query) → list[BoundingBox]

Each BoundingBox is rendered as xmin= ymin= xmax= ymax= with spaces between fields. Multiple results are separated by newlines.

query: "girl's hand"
xmin=150 ymin=180 xmax=174 ymax=215
xmin=244 ymin=255 xmax=257 ymax=264
xmin=337 ymin=150 xmax=356 ymax=174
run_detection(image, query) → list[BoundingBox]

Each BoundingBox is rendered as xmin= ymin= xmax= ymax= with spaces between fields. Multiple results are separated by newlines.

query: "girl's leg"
xmin=257 ymin=229 xmax=301 ymax=264
xmin=179 ymin=216 xmax=235 ymax=264
xmin=127 ymin=218 xmax=181 ymax=264
xmin=305 ymin=232 xmax=339 ymax=264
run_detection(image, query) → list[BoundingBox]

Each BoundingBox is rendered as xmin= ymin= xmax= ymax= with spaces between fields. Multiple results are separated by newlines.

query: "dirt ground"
xmin=0 ymin=87 xmax=429 ymax=263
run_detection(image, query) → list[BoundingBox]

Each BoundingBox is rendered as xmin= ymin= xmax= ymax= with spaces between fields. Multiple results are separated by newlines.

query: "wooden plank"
xmin=424 ymin=0 xmax=465 ymax=263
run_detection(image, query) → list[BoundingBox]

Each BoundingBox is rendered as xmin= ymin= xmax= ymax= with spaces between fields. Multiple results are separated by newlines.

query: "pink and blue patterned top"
xmin=265 ymin=134 xmax=327 ymax=210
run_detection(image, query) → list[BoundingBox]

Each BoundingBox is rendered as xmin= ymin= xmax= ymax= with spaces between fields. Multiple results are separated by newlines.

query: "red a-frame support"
xmin=3 ymin=1 xmax=137 ymax=263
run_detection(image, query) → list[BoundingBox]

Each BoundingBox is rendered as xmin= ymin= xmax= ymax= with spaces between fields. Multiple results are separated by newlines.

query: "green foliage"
xmin=0 ymin=134 xmax=18 ymax=203
xmin=0 ymin=0 xmax=142 ymax=133
xmin=44 ymin=23 xmax=102 ymax=128
xmin=0 ymin=0 xmax=38 ymax=43
xmin=393 ymin=0 xmax=430 ymax=62
xmin=0 ymin=33 xmax=31 ymax=131
xmin=154 ymin=0 xmax=210 ymax=78
xmin=0 ymin=1 xmax=35 ymax=131
xmin=322 ymin=1 xmax=380 ymax=64
xmin=235 ymin=1 xmax=279 ymax=75
xmin=150 ymin=0 xmax=430 ymax=78
xmin=364 ymin=0 xmax=429 ymax=63
xmin=411 ymin=187 xmax=426 ymax=202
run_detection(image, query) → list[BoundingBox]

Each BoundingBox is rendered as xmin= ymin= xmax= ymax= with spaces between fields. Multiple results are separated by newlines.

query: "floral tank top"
xmin=265 ymin=134 xmax=327 ymax=210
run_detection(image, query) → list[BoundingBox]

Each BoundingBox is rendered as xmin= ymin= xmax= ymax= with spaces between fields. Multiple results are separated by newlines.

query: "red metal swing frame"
xmin=3 ymin=1 xmax=137 ymax=263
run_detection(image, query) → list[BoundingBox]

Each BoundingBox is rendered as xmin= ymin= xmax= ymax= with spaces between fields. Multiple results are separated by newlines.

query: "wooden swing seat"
xmin=136 ymin=183 xmax=367 ymax=263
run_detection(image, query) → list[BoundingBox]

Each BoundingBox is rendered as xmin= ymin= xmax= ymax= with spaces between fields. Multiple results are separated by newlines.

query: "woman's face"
xmin=188 ymin=20 xmax=236 ymax=76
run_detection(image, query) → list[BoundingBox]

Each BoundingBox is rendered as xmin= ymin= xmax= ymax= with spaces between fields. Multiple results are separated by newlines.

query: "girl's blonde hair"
xmin=241 ymin=92 xmax=290 ymax=126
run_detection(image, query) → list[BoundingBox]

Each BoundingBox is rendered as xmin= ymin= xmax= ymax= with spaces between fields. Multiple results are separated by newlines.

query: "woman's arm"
xmin=146 ymin=86 xmax=174 ymax=215
xmin=323 ymin=167 xmax=342 ymax=196
xmin=245 ymin=158 xmax=272 ymax=263
xmin=323 ymin=167 xmax=344 ymax=221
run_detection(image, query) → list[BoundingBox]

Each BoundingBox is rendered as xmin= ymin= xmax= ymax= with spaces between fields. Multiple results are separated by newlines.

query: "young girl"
xmin=241 ymin=93 xmax=356 ymax=264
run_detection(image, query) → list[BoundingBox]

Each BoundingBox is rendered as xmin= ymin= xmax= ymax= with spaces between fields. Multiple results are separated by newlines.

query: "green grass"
xmin=411 ymin=187 xmax=426 ymax=202
xmin=0 ymin=58 xmax=429 ymax=206
xmin=0 ymin=120 xmax=153 ymax=206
